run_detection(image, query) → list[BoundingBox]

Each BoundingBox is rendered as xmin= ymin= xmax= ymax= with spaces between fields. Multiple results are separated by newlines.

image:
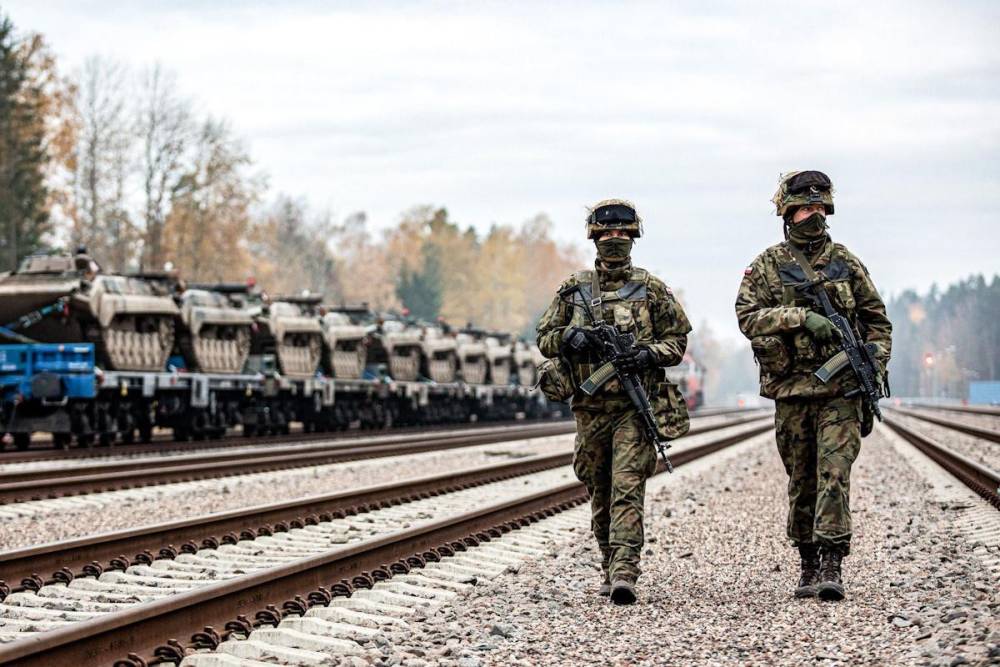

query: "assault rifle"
xmin=787 ymin=247 xmax=888 ymax=423
xmin=564 ymin=286 xmax=673 ymax=472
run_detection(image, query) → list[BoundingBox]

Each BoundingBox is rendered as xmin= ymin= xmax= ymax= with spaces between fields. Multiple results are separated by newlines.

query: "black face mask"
xmin=595 ymin=237 xmax=633 ymax=262
xmin=787 ymin=212 xmax=828 ymax=246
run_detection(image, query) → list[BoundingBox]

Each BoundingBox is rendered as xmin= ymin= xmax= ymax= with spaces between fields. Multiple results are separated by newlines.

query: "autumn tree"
xmin=163 ymin=117 xmax=262 ymax=280
xmin=328 ymin=212 xmax=399 ymax=310
xmin=250 ymin=196 xmax=339 ymax=297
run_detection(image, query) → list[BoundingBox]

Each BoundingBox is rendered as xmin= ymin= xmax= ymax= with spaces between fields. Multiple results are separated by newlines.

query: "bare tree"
xmin=136 ymin=64 xmax=190 ymax=270
xmin=71 ymin=56 xmax=135 ymax=270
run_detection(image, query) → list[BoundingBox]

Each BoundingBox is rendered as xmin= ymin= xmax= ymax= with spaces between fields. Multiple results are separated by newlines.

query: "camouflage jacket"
xmin=536 ymin=260 xmax=691 ymax=408
xmin=735 ymin=237 xmax=892 ymax=399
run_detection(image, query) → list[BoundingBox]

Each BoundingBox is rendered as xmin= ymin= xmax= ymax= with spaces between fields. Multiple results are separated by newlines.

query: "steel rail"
xmin=899 ymin=402 xmax=1000 ymax=417
xmin=884 ymin=414 xmax=1000 ymax=510
xmin=0 ymin=420 xmax=774 ymax=667
xmin=885 ymin=405 xmax=1000 ymax=444
xmin=0 ymin=422 xmax=575 ymax=504
xmin=0 ymin=417 xmax=570 ymax=464
xmin=0 ymin=412 xmax=768 ymax=504
xmin=0 ymin=449 xmax=579 ymax=595
xmin=0 ymin=421 xmax=577 ymax=484
xmin=0 ymin=407 xmax=760 ymax=464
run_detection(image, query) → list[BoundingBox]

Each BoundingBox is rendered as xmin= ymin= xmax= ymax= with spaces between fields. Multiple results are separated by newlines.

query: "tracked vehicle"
xmin=0 ymin=251 xmax=177 ymax=372
xmin=320 ymin=305 xmax=369 ymax=379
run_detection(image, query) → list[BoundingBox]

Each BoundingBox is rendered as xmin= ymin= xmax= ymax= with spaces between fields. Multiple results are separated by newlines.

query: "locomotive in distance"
xmin=0 ymin=248 xmax=702 ymax=450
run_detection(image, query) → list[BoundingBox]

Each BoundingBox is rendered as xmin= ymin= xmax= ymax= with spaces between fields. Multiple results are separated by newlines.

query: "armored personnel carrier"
xmin=175 ymin=283 xmax=255 ymax=374
xmin=420 ymin=322 xmax=458 ymax=383
xmin=245 ymin=292 xmax=324 ymax=379
xmin=513 ymin=338 xmax=544 ymax=387
xmin=482 ymin=332 xmax=513 ymax=386
xmin=0 ymin=250 xmax=177 ymax=372
xmin=320 ymin=305 xmax=369 ymax=379
xmin=372 ymin=316 xmax=424 ymax=382
xmin=454 ymin=330 xmax=488 ymax=385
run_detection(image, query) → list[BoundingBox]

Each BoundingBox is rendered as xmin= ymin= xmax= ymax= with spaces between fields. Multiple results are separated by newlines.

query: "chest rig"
xmin=567 ymin=267 xmax=653 ymax=336
xmin=775 ymin=245 xmax=857 ymax=319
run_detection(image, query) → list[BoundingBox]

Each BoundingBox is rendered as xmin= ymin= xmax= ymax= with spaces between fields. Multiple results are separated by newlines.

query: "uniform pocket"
xmin=653 ymin=381 xmax=690 ymax=440
xmin=751 ymin=335 xmax=792 ymax=376
xmin=536 ymin=357 xmax=575 ymax=402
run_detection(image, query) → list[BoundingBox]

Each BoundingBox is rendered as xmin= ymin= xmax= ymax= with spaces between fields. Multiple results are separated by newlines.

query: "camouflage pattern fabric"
xmin=573 ymin=401 xmax=657 ymax=583
xmin=536 ymin=260 xmax=691 ymax=410
xmin=536 ymin=259 xmax=690 ymax=584
xmin=736 ymin=234 xmax=891 ymax=556
xmin=734 ymin=238 xmax=892 ymax=400
xmin=775 ymin=395 xmax=862 ymax=552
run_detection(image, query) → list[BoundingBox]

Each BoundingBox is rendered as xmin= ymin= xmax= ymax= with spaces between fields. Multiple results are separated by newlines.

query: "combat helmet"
xmin=586 ymin=198 xmax=642 ymax=239
xmin=771 ymin=171 xmax=835 ymax=220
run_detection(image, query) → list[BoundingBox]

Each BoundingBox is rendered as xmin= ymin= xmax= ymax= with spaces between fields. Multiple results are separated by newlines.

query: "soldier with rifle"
xmin=536 ymin=199 xmax=691 ymax=605
xmin=735 ymin=171 xmax=892 ymax=601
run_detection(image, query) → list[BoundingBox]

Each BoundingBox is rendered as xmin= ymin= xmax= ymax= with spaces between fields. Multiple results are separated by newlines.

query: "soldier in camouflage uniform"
xmin=536 ymin=199 xmax=691 ymax=605
xmin=735 ymin=171 xmax=891 ymax=601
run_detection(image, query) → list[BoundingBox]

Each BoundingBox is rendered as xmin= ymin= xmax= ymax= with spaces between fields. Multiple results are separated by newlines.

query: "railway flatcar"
xmin=0 ymin=253 xmax=563 ymax=450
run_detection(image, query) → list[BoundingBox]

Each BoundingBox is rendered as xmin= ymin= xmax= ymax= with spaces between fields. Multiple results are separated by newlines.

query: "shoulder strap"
xmin=590 ymin=270 xmax=603 ymax=322
xmin=784 ymin=242 xmax=820 ymax=282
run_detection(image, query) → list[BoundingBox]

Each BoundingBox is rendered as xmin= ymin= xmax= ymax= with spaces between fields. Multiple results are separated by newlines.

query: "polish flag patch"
xmin=744 ymin=266 xmax=754 ymax=276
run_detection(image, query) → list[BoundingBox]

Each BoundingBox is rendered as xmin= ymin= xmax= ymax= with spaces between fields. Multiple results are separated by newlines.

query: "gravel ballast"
xmin=379 ymin=429 xmax=999 ymax=667
xmin=891 ymin=411 xmax=1000 ymax=471
xmin=0 ymin=434 xmax=574 ymax=550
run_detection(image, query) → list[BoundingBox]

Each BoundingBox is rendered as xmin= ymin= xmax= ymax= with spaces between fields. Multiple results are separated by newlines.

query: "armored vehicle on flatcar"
xmin=0 ymin=250 xmax=177 ymax=372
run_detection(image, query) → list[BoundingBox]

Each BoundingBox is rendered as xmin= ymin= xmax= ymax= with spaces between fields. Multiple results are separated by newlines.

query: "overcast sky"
xmin=7 ymin=0 xmax=999 ymax=341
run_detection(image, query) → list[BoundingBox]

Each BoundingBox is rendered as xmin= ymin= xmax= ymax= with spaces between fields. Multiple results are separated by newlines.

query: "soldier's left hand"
xmin=614 ymin=347 xmax=655 ymax=374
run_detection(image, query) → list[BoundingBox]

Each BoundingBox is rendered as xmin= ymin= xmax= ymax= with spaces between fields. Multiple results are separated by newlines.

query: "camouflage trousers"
xmin=774 ymin=395 xmax=862 ymax=553
xmin=572 ymin=402 xmax=658 ymax=584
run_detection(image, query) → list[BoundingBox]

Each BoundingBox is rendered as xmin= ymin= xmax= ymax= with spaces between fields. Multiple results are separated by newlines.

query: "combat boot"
xmin=599 ymin=573 xmax=611 ymax=597
xmin=816 ymin=545 xmax=846 ymax=601
xmin=610 ymin=579 xmax=636 ymax=605
xmin=794 ymin=543 xmax=821 ymax=598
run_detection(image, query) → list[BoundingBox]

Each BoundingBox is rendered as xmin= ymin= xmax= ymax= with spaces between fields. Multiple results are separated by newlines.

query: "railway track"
xmin=899 ymin=402 xmax=1000 ymax=417
xmin=0 ymin=411 xmax=768 ymax=505
xmin=883 ymin=409 xmax=1000 ymax=509
xmin=0 ymin=418 xmax=773 ymax=665
xmin=0 ymin=406 xmax=755 ymax=465
xmin=887 ymin=405 xmax=1000 ymax=444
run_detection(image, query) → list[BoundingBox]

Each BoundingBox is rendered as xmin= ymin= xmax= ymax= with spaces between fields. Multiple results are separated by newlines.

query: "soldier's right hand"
xmin=803 ymin=311 xmax=841 ymax=344
xmin=561 ymin=326 xmax=598 ymax=354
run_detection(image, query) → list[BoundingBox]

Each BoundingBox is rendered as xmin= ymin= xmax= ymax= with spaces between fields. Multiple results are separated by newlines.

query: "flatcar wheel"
xmin=242 ymin=424 xmax=256 ymax=438
xmin=173 ymin=426 xmax=189 ymax=442
xmin=138 ymin=425 xmax=153 ymax=444
xmin=53 ymin=433 xmax=72 ymax=449
xmin=121 ymin=429 xmax=135 ymax=445
xmin=77 ymin=433 xmax=94 ymax=448
xmin=13 ymin=433 xmax=30 ymax=451
xmin=98 ymin=433 xmax=113 ymax=447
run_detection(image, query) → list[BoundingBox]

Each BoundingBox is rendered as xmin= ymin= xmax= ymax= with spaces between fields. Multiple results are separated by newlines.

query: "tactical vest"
xmin=776 ymin=243 xmax=858 ymax=372
xmin=563 ymin=267 xmax=656 ymax=393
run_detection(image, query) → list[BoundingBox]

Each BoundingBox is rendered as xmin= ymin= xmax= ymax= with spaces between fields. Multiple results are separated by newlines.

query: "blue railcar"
xmin=1 ymin=344 xmax=95 ymax=449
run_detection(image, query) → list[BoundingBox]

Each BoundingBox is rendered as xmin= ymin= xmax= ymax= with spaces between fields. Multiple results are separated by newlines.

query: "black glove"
xmin=614 ymin=347 xmax=656 ymax=375
xmin=561 ymin=326 xmax=599 ymax=355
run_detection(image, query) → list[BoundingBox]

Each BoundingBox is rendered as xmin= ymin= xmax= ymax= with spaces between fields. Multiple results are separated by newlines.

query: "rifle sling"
xmin=590 ymin=269 xmax=604 ymax=323
xmin=784 ymin=242 xmax=822 ymax=283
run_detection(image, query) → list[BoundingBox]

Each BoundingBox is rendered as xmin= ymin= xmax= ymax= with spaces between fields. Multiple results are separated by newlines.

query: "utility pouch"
xmin=654 ymin=381 xmax=690 ymax=440
xmin=860 ymin=399 xmax=874 ymax=438
xmin=536 ymin=357 xmax=575 ymax=402
xmin=750 ymin=335 xmax=792 ymax=376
